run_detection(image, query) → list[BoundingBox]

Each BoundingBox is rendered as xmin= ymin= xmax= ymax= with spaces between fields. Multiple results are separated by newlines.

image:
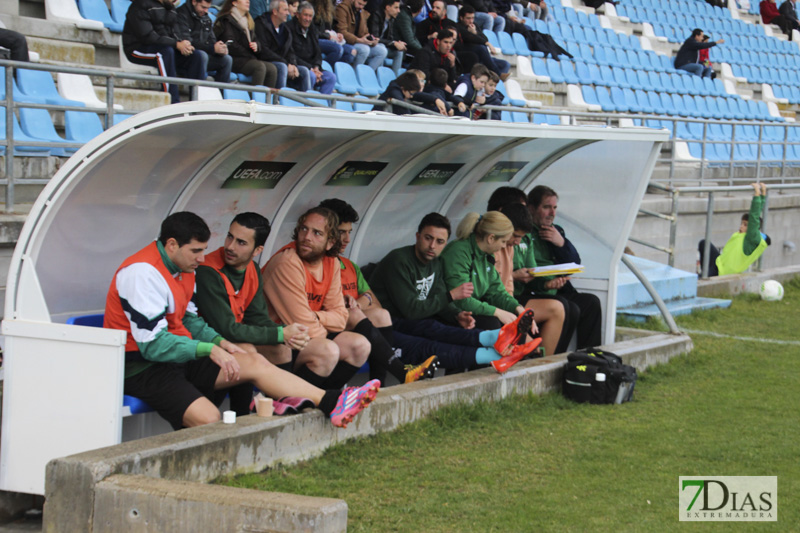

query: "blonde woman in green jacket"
xmin=440 ymin=211 xmax=536 ymax=333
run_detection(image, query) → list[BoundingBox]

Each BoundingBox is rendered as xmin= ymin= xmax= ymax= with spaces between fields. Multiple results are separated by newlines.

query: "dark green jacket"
xmin=195 ymin=261 xmax=284 ymax=345
xmin=393 ymin=5 xmax=423 ymax=54
xmin=369 ymin=245 xmax=460 ymax=322
xmin=440 ymin=234 xmax=519 ymax=316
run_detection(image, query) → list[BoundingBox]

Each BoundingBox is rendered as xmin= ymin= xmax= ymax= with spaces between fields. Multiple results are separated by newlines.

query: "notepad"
xmin=528 ymin=263 xmax=585 ymax=277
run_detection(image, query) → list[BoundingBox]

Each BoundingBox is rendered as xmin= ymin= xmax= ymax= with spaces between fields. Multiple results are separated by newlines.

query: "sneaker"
xmin=404 ymin=355 xmax=440 ymax=383
xmin=491 ymin=337 xmax=542 ymax=374
xmin=330 ymin=379 xmax=381 ymax=428
xmin=494 ymin=309 xmax=536 ymax=357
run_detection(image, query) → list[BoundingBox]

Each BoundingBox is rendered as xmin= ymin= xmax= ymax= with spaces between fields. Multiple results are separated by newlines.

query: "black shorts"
xmin=124 ymin=358 xmax=222 ymax=430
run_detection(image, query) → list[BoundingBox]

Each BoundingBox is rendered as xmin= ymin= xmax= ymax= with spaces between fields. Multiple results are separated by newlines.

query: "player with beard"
xmin=261 ymin=207 xmax=371 ymax=389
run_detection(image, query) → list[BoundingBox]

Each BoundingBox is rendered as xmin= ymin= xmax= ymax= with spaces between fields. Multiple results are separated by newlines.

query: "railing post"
xmin=701 ymin=191 xmax=715 ymax=279
xmin=668 ymin=187 xmax=679 ymax=267
xmin=668 ymin=118 xmax=676 ymax=187
xmin=5 ymin=64 xmax=15 ymax=213
xmin=728 ymin=122 xmax=735 ymax=186
xmin=755 ymin=123 xmax=763 ymax=180
xmin=105 ymin=75 xmax=115 ymax=129
xmin=700 ymin=120 xmax=707 ymax=182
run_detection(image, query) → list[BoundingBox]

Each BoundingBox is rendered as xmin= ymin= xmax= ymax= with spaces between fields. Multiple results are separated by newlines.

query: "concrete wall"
xmin=628 ymin=191 xmax=800 ymax=273
xmin=43 ymin=331 xmax=692 ymax=533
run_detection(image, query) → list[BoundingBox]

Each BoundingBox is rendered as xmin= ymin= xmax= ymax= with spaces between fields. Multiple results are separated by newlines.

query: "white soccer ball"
xmin=759 ymin=280 xmax=784 ymax=301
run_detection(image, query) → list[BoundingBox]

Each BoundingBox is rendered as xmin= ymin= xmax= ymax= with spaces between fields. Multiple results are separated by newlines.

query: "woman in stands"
xmin=214 ymin=0 xmax=279 ymax=87
xmin=440 ymin=211 xmax=535 ymax=330
xmin=312 ymin=0 xmax=357 ymax=64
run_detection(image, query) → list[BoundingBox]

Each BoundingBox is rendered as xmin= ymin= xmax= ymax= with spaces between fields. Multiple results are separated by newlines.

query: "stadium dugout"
xmin=0 ymin=101 xmax=667 ymax=496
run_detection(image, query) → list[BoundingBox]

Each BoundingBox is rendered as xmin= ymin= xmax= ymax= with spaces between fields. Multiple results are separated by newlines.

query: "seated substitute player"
xmin=262 ymin=206 xmax=371 ymax=389
xmin=698 ymin=182 xmax=771 ymax=277
xmin=370 ymin=213 xmax=521 ymax=373
xmin=195 ymin=212 xmax=355 ymax=413
xmin=104 ymin=212 xmax=379 ymax=430
xmin=319 ymin=199 xmax=438 ymax=385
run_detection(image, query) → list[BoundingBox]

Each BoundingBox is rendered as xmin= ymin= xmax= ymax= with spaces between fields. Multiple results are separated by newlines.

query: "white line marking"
xmin=682 ymin=328 xmax=800 ymax=346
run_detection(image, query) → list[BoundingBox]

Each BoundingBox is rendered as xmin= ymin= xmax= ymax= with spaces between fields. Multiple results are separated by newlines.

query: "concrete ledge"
xmin=697 ymin=266 xmax=800 ymax=298
xmin=93 ymin=475 xmax=347 ymax=533
xmin=44 ymin=331 xmax=692 ymax=533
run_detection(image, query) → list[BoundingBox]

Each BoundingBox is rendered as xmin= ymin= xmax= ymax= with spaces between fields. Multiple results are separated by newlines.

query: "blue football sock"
xmin=475 ymin=347 xmax=502 ymax=364
xmin=479 ymin=329 xmax=501 ymax=347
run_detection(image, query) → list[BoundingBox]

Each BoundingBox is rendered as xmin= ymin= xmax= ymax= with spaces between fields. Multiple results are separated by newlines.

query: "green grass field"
xmin=223 ymin=278 xmax=799 ymax=532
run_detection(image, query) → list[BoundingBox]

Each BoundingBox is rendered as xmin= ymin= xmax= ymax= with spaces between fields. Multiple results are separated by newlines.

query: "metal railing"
xmin=630 ymin=182 xmax=800 ymax=278
xmin=5 ymin=59 xmax=800 ymax=210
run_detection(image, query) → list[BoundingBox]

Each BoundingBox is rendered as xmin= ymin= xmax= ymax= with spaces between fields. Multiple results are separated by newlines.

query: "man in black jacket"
xmin=674 ymin=28 xmax=723 ymax=78
xmin=176 ymin=0 xmax=233 ymax=83
xmin=779 ymin=0 xmax=800 ymax=30
xmin=289 ymin=2 xmax=337 ymax=93
xmin=368 ymin=0 xmax=407 ymax=74
xmin=456 ymin=5 xmax=510 ymax=79
xmin=123 ymin=0 xmax=205 ymax=103
xmin=256 ymin=0 xmax=311 ymax=89
xmin=409 ymin=27 xmax=458 ymax=85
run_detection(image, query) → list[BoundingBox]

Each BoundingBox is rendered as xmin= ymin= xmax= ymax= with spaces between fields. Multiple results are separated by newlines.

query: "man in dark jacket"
xmin=377 ymin=71 xmax=447 ymax=115
xmin=393 ymin=0 xmax=424 ymax=56
xmin=465 ymin=0 xmax=505 ymax=34
xmin=368 ymin=0 xmax=407 ymax=74
xmin=456 ymin=5 xmax=510 ymax=79
xmin=176 ymin=0 xmax=233 ymax=83
xmin=409 ymin=28 xmax=459 ymax=85
xmin=256 ymin=0 xmax=310 ymax=90
xmin=123 ymin=0 xmax=205 ymax=103
xmin=289 ymin=1 xmax=337 ymax=93
xmin=779 ymin=0 xmax=800 ymax=30
xmin=674 ymin=28 xmax=723 ymax=78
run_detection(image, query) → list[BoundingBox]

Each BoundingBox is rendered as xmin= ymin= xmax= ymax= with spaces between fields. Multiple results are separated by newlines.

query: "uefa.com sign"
xmin=679 ymin=476 xmax=777 ymax=521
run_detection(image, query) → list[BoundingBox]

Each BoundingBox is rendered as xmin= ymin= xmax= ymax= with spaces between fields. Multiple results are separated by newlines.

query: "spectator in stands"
xmin=761 ymin=0 xmax=794 ymax=39
xmin=452 ymin=62 xmax=489 ymax=117
xmin=0 ymin=28 xmax=29 ymax=63
xmin=104 ymin=212 xmax=379 ymax=430
xmin=177 ymin=0 xmax=234 ymax=83
xmin=214 ymin=0 xmax=279 ymax=88
xmin=416 ymin=0 xmax=457 ymax=45
xmin=698 ymin=183 xmax=771 ymax=277
xmin=367 ymin=0 xmax=407 ymax=74
xmin=674 ymin=28 xmax=723 ymax=77
xmin=779 ymin=0 xmax=800 ymax=31
xmin=194 ymin=212 xmax=366 ymax=416
xmin=477 ymin=69 xmax=504 ymax=120
xmin=525 ymin=0 xmax=549 ymax=21
xmin=335 ymin=0 xmax=389 ymax=70
xmin=409 ymin=28 xmax=459 ymax=86
xmin=370 ymin=212 xmax=519 ymax=373
xmin=583 ymin=0 xmax=615 ymax=8
xmin=494 ymin=202 xmax=565 ymax=356
xmin=312 ymin=0 xmax=358 ymax=64
xmin=421 ymin=68 xmax=456 ymax=115
xmin=256 ymin=0 xmax=311 ymax=90
xmin=492 ymin=0 xmax=571 ymax=59
xmin=288 ymin=0 xmax=300 ymax=18
xmin=440 ymin=211 xmax=531 ymax=330
xmin=456 ymin=5 xmax=510 ymax=80
xmin=465 ymin=0 xmax=506 ymax=34
xmin=123 ymin=0 xmax=206 ymax=104
xmin=394 ymin=0 xmax=425 ymax=57
xmin=526 ymin=185 xmax=602 ymax=349
xmin=261 ymin=207 xmax=370 ymax=389
xmin=319 ymin=199 xmax=439 ymax=385
xmin=289 ymin=1 xmax=337 ymax=93
xmin=377 ymin=70 xmax=448 ymax=114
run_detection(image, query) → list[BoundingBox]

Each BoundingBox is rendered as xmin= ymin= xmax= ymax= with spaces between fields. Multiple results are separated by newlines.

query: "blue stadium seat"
xmin=376 ymin=66 xmax=395 ymax=91
xmin=353 ymin=96 xmax=374 ymax=111
xmin=355 ymin=64 xmax=382 ymax=96
xmin=605 ymin=48 xmax=625 ymax=68
xmin=113 ymin=113 xmax=135 ymax=125
xmin=16 ymin=69 xmax=86 ymax=107
xmin=512 ymin=33 xmax=531 ymax=56
xmin=595 ymin=86 xmax=618 ymax=112
xmin=625 ymin=69 xmax=642 ymax=90
xmin=560 ymin=61 xmax=579 ymax=84
xmin=18 ymin=108 xmax=78 ymax=156
xmin=599 ymin=65 xmax=617 ymax=86
xmin=581 ymin=85 xmax=600 ymax=107
xmin=572 ymin=26 xmax=587 ymax=44
xmin=634 ymin=89 xmax=655 ymax=114
xmin=671 ymin=93 xmax=689 ymax=116
xmin=64 ymin=110 xmax=104 ymax=142
xmin=610 ymin=86 xmax=631 ymax=112
xmin=110 ymin=0 xmax=131 ymax=25
xmin=334 ymin=62 xmax=360 ymax=95
xmin=485 ymin=30 xmax=502 ymax=52
xmin=660 ymin=92 xmax=677 ymax=115
xmin=223 ymin=88 xmax=251 ymax=100
xmin=577 ymin=43 xmax=594 ymax=63
xmin=593 ymin=45 xmax=610 ymax=67
xmin=498 ymin=32 xmax=515 ymax=55
xmin=0 ymin=107 xmax=52 ymax=156
xmin=278 ymin=87 xmax=305 ymax=107
xmin=546 ymin=60 xmax=566 ymax=83
xmin=612 ymin=67 xmax=630 ymax=88
xmin=646 ymin=91 xmax=667 ymax=114
xmin=334 ymin=99 xmax=354 ymax=111
xmin=78 ymin=0 xmax=124 ymax=32
xmin=636 ymin=70 xmax=651 ymax=90
xmin=531 ymin=57 xmax=549 ymax=78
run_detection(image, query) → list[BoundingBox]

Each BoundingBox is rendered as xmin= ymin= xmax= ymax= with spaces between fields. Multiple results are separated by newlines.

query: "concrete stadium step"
xmin=27 ymin=36 xmax=95 ymax=65
xmin=616 ymin=255 xmax=731 ymax=321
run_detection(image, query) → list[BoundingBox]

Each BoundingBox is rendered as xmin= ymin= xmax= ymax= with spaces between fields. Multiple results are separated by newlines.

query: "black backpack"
xmin=562 ymin=349 xmax=637 ymax=404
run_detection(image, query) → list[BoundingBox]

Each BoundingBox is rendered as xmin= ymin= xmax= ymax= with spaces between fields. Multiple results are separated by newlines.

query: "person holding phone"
xmin=214 ymin=0 xmax=279 ymax=87
xmin=177 ymin=0 xmax=234 ymax=83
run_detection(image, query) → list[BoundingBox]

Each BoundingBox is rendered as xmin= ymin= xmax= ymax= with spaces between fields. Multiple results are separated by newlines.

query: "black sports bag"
xmin=562 ymin=349 xmax=637 ymax=404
